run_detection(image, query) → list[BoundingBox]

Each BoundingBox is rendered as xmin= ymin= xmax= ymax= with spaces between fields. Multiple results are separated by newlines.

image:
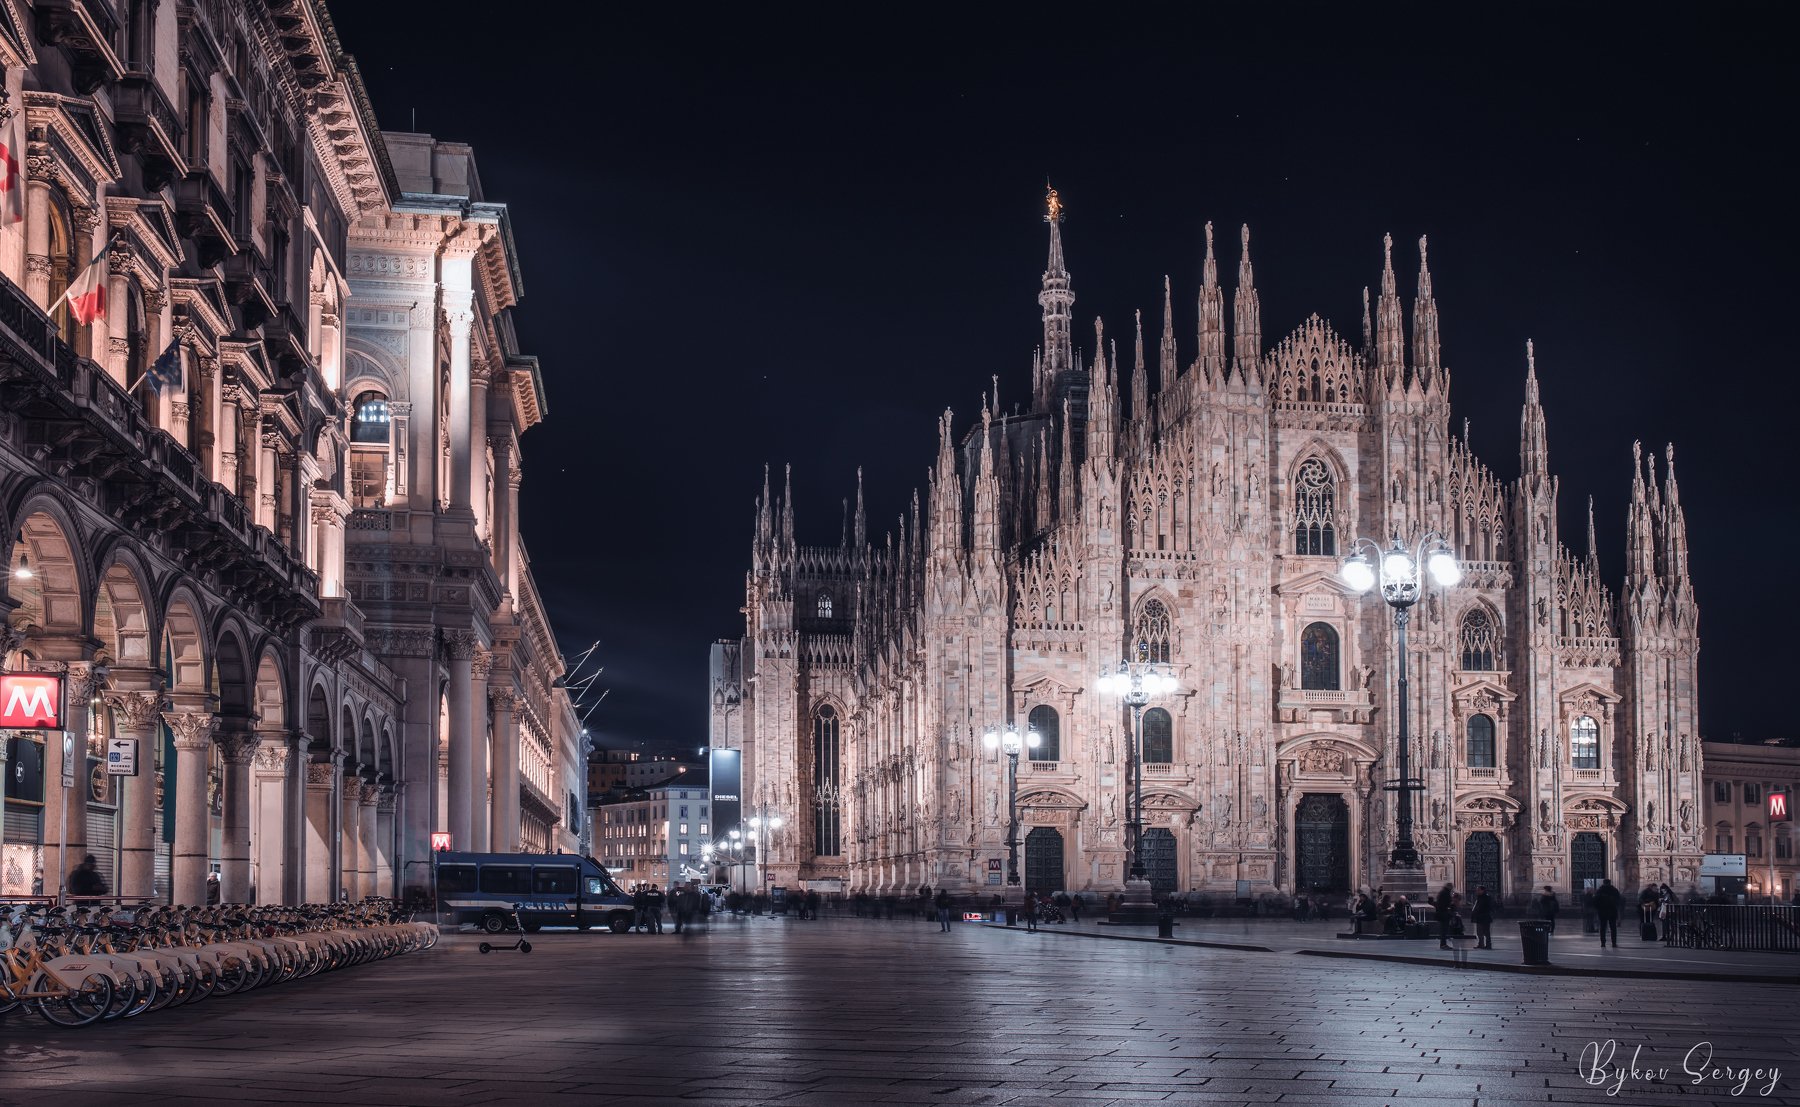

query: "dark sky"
xmin=332 ymin=5 xmax=1791 ymax=751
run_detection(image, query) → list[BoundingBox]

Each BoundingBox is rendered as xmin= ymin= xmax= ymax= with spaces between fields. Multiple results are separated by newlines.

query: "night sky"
xmin=332 ymin=6 xmax=1791 ymax=752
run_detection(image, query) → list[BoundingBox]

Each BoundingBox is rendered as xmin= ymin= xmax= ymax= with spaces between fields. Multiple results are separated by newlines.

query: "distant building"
xmin=1703 ymin=742 xmax=1798 ymax=900
xmin=593 ymin=770 xmax=711 ymax=888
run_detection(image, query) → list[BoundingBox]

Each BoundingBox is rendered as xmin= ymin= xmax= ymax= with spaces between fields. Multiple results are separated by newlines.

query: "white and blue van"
xmin=434 ymin=852 xmax=637 ymax=933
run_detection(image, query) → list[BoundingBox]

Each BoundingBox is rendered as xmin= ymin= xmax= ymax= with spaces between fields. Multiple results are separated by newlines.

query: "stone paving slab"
xmin=1 ymin=921 xmax=1796 ymax=1106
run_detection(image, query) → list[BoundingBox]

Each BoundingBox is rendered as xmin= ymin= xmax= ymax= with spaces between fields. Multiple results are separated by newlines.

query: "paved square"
xmin=2 ymin=917 xmax=1795 ymax=1106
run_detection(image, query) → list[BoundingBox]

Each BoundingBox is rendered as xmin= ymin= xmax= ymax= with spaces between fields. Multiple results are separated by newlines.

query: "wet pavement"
xmin=1 ymin=914 xmax=1795 ymax=1106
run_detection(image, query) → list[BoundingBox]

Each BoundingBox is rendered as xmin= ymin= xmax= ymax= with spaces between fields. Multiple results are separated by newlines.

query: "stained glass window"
xmin=1142 ymin=708 xmax=1172 ymax=764
xmin=1134 ymin=599 xmax=1172 ymax=664
xmin=1292 ymin=458 xmax=1337 ymax=556
xmin=1028 ymin=705 xmax=1059 ymax=762
xmin=813 ymin=705 xmax=841 ymax=855
xmin=1571 ymin=715 xmax=1600 ymax=769
xmin=1459 ymin=608 xmax=1501 ymax=670
xmin=1300 ymin=622 xmax=1339 ymax=691
xmin=1467 ymin=714 xmax=1496 ymax=768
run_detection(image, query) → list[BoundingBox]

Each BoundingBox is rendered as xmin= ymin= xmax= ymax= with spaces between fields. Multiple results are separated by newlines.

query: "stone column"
xmin=107 ymin=686 xmax=165 ymax=900
xmin=469 ymin=647 xmax=492 ymax=854
xmin=375 ymin=786 xmax=397 ymax=896
xmin=217 ymin=729 xmax=257 ymax=903
xmin=163 ymin=709 xmax=218 ymax=906
xmin=445 ymin=300 xmax=475 ymax=515
xmin=284 ymin=733 xmax=307 ymax=904
xmin=443 ymin=631 xmax=477 ymax=851
xmin=44 ymin=661 xmax=100 ymax=892
xmin=470 ymin=360 xmax=492 ymax=538
xmin=310 ymin=489 xmax=347 ymax=599
xmin=24 ymin=179 xmax=51 ymax=305
xmin=490 ymin=433 xmax=515 ymax=587
xmin=490 ymin=689 xmax=521 ymax=853
xmin=304 ymin=757 xmax=335 ymax=902
xmin=250 ymin=735 xmax=288 ymax=904
xmin=340 ymin=764 xmax=362 ymax=900
xmin=359 ymin=782 xmax=379 ymax=899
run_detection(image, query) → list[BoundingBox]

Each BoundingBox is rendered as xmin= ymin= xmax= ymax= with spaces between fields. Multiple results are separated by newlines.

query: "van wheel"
xmin=608 ymin=914 xmax=631 ymax=934
xmin=523 ymin=922 xmax=542 ymax=933
xmin=482 ymin=913 xmax=508 ymax=934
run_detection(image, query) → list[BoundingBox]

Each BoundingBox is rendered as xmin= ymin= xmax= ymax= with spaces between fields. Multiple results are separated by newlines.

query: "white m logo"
xmin=5 ymin=683 xmax=55 ymax=720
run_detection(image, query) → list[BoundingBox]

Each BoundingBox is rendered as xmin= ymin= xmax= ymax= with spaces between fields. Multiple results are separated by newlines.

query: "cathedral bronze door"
xmin=1025 ymin=827 xmax=1064 ymax=894
xmin=1570 ymin=831 xmax=1606 ymax=893
xmin=1295 ymin=793 xmax=1350 ymax=893
xmin=1463 ymin=831 xmax=1501 ymax=897
xmin=1141 ymin=828 xmax=1177 ymax=895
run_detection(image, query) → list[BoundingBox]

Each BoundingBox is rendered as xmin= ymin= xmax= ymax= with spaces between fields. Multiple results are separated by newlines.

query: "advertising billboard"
xmin=710 ymin=747 xmax=742 ymax=840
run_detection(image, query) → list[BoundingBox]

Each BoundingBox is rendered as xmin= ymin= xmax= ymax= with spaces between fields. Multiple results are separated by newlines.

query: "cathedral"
xmin=711 ymin=192 xmax=1702 ymax=905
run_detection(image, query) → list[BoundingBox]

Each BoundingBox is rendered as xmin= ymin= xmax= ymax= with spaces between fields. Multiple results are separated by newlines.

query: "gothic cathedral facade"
xmin=713 ymin=196 xmax=1702 ymax=904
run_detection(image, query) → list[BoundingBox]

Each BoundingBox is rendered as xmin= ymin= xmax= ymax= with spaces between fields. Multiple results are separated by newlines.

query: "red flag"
xmin=0 ymin=144 xmax=20 ymax=225
xmin=63 ymin=250 xmax=107 ymax=326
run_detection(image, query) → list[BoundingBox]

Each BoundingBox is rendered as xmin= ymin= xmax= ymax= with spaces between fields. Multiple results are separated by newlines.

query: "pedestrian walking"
xmin=1471 ymin=886 xmax=1494 ymax=949
xmin=1070 ymin=893 xmax=1084 ymax=923
xmin=1432 ymin=883 xmax=1455 ymax=949
xmin=1593 ymin=878 xmax=1622 ymax=947
xmin=935 ymin=888 xmax=953 ymax=932
xmin=1536 ymin=885 xmax=1560 ymax=933
xmin=1023 ymin=893 xmax=1039 ymax=932
xmin=1658 ymin=883 xmax=1675 ymax=942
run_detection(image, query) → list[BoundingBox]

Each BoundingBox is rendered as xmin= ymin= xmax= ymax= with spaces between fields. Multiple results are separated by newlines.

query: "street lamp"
xmin=1097 ymin=652 xmax=1178 ymax=924
xmin=982 ymin=724 xmax=1041 ymax=892
xmin=746 ymin=809 xmax=784 ymax=900
xmin=1340 ymin=533 xmax=1460 ymax=898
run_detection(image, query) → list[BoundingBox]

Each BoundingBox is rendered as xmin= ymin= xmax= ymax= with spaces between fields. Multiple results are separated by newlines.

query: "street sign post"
xmin=106 ymin=738 xmax=138 ymax=775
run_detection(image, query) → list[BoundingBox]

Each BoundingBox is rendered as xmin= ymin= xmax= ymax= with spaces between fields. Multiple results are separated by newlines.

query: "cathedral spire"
xmin=780 ymin=463 xmax=795 ymax=552
xmin=1038 ymin=185 xmax=1076 ymax=403
xmin=1627 ymin=440 xmax=1656 ymax=585
xmin=1519 ymin=340 xmax=1550 ymax=485
xmin=973 ymin=408 xmax=999 ymax=554
xmin=1361 ymin=286 xmax=1373 ymax=354
xmin=1586 ymin=494 xmax=1599 ymax=566
xmin=1088 ymin=318 xmax=1115 ymax=463
xmin=1058 ymin=396 xmax=1076 ymax=520
xmin=853 ymin=466 xmax=866 ymax=549
xmin=930 ymin=409 xmax=963 ymax=561
xmin=1376 ymin=233 xmax=1407 ymax=383
xmin=1662 ymin=443 xmax=1691 ymax=600
xmin=1159 ymin=276 xmax=1176 ymax=393
xmin=1232 ymin=224 xmax=1261 ymax=372
xmin=1131 ymin=308 xmax=1148 ymax=444
xmin=1412 ymin=235 xmax=1440 ymax=385
xmin=1198 ymin=221 xmax=1226 ymax=382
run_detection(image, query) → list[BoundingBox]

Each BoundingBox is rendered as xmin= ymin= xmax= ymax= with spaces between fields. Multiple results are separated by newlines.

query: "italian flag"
xmin=60 ymin=249 xmax=108 ymax=326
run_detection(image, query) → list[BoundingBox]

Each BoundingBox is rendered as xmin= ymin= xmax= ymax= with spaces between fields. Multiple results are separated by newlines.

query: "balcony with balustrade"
xmin=1275 ymin=685 xmax=1376 ymax=724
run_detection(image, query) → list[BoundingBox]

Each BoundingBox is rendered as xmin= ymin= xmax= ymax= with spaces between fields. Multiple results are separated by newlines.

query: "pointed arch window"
xmin=1028 ymin=705 xmax=1059 ymax=762
xmin=1142 ymin=707 xmax=1172 ymax=765
xmin=1133 ymin=599 xmax=1172 ymax=664
xmin=1459 ymin=608 xmax=1501 ymax=671
xmin=812 ymin=704 xmax=841 ymax=856
xmin=1466 ymin=713 xmax=1496 ymax=769
xmin=1292 ymin=457 xmax=1337 ymax=556
xmin=816 ymin=591 xmax=833 ymax=618
xmin=1300 ymin=622 xmax=1340 ymax=691
xmin=1570 ymin=715 xmax=1600 ymax=769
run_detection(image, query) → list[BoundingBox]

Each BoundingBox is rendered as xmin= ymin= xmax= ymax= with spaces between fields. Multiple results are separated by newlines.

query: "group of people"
xmin=1346 ymin=885 xmax=1496 ymax=947
xmin=629 ymin=883 xmax=712 ymax=933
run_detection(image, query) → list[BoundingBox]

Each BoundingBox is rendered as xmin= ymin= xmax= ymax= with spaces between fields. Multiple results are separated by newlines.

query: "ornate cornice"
xmin=104 ymin=689 xmax=166 ymax=730
xmin=162 ymin=711 xmax=219 ymax=750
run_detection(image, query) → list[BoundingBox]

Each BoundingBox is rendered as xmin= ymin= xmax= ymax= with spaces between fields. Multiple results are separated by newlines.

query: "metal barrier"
xmin=1663 ymin=903 xmax=1800 ymax=952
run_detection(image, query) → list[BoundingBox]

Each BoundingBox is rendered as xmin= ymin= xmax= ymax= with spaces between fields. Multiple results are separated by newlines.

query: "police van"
xmin=434 ymin=851 xmax=636 ymax=933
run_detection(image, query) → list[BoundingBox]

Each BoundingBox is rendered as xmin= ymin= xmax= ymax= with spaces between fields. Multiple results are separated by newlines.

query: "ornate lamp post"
xmin=1097 ymin=652 xmax=1178 ymax=923
xmin=746 ymin=808 xmax=784 ymax=900
xmin=1340 ymin=534 xmax=1461 ymax=898
xmin=982 ymin=723 xmax=1041 ymax=893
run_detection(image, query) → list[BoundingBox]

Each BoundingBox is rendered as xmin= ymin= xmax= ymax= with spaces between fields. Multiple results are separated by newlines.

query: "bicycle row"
xmin=0 ymin=898 xmax=438 ymax=1028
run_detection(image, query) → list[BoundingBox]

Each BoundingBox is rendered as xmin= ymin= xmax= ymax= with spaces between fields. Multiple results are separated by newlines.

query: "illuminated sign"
xmin=1771 ymin=790 xmax=1792 ymax=824
xmin=0 ymin=673 xmax=63 ymax=729
xmin=1700 ymin=853 xmax=1747 ymax=877
xmin=431 ymin=832 xmax=453 ymax=852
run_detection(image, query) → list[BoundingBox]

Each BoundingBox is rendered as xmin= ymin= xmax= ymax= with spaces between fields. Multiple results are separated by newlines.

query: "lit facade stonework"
xmin=0 ymin=1 xmax=579 ymax=903
xmin=718 ymin=200 xmax=1702 ymax=904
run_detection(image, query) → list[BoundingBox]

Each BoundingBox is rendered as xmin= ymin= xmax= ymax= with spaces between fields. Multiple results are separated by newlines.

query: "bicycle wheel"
xmin=33 ymin=971 xmax=113 ymax=1028
xmin=102 ymin=973 xmax=137 ymax=1020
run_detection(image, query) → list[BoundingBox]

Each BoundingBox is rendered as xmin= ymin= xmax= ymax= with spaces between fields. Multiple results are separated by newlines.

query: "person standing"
xmin=647 ymin=884 xmax=666 ymax=934
xmin=1471 ymin=886 xmax=1494 ymax=949
xmin=935 ymin=888 xmax=953 ymax=932
xmin=633 ymin=885 xmax=650 ymax=933
xmin=1070 ymin=893 xmax=1084 ymax=923
xmin=68 ymin=854 xmax=108 ymax=898
xmin=1023 ymin=893 xmax=1039 ymax=932
xmin=1432 ymin=884 xmax=1455 ymax=949
xmin=1593 ymin=878 xmax=1622 ymax=947
xmin=1537 ymin=885 xmax=1560 ymax=933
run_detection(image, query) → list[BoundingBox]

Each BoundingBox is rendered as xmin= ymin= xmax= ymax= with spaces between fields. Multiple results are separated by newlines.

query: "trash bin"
xmin=1157 ymin=911 xmax=1175 ymax=939
xmin=1518 ymin=920 xmax=1552 ymax=965
xmin=1005 ymin=906 xmax=1018 ymax=927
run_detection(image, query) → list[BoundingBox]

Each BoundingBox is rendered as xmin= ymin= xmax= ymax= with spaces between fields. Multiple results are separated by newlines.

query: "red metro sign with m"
xmin=1771 ymin=790 xmax=1792 ymax=824
xmin=0 ymin=673 xmax=64 ymax=729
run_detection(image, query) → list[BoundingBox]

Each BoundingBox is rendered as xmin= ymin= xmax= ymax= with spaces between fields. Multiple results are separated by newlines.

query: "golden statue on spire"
xmin=1045 ymin=183 xmax=1063 ymax=224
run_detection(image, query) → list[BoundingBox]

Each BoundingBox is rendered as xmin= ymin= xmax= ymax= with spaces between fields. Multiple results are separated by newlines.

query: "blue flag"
xmin=147 ymin=337 xmax=183 ymax=393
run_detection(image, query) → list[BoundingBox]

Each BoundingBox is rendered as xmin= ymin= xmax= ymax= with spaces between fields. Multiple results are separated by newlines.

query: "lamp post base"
xmin=1380 ymin=862 xmax=1429 ymax=903
xmin=1105 ymin=877 xmax=1161 ymax=925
